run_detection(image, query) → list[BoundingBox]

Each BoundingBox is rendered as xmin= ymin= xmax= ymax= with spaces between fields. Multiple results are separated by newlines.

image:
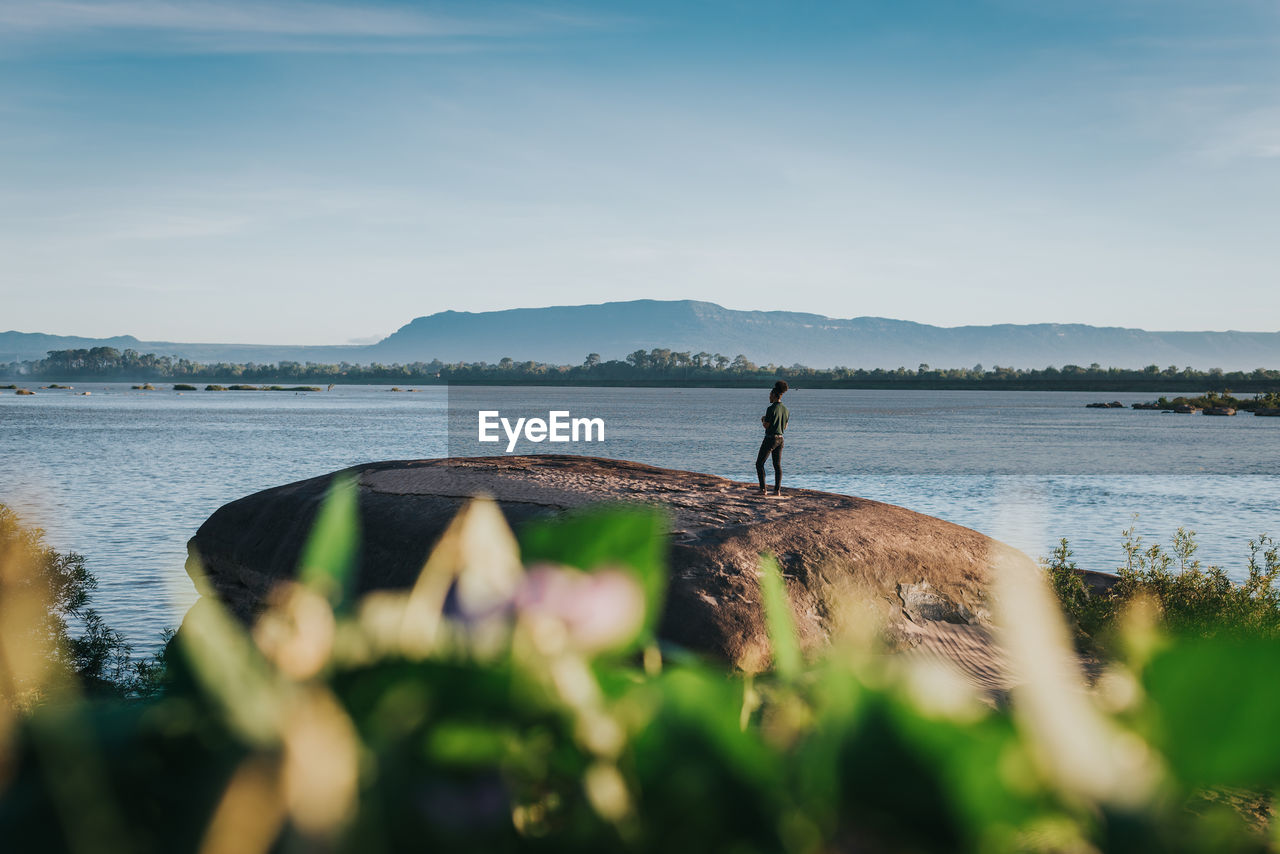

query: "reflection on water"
xmin=2 ymin=384 xmax=1277 ymax=645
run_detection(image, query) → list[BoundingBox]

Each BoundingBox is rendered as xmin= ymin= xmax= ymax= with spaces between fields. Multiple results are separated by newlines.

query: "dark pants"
xmin=755 ymin=434 xmax=783 ymax=491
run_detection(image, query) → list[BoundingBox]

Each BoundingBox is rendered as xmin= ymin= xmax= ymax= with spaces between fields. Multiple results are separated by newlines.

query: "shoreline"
xmin=4 ymin=377 xmax=1274 ymax=394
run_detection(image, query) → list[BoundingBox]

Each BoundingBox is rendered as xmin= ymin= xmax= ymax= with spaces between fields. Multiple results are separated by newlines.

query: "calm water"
xmin=2 ymin=383 xmax=1278 ymax=648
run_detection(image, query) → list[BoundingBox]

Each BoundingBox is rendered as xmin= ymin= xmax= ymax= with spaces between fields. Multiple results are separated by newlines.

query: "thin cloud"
xmin=1147 ymin=85 xmax=1280 ymax=163
xmin=1201 ymin=106 xmax=1280 ymax=161
xmin=0 ymin=1 xmax=630 ymax=50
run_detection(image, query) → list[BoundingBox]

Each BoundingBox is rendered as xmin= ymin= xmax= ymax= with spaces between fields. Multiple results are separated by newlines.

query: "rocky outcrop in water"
xmin=187 ymin=456 xmax=1014 ymax=675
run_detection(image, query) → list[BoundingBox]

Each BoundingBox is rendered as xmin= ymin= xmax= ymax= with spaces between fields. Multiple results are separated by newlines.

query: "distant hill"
xmin=0 ymin=331 xmax=148 ymax=363
xmin=6 ymin=300 xmax=1280 ymax=370
xmin=122 ymin=341 xmax=366 ymax=365
xmin=366 ymin=300 xmax=1280 ymax=371
xmin=0 ymin=331 xmax=362 ymax=365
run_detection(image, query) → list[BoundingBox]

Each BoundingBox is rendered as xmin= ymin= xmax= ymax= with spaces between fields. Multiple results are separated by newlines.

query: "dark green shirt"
xmin=763 ymin=401 xmax=789 ymax=436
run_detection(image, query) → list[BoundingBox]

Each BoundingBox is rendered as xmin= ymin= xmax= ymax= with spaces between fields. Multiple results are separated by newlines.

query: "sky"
xmin=1 ymin=0 xmax=1279 ymax=344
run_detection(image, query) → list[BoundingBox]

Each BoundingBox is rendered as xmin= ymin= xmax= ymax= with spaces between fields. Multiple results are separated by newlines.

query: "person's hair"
xmin=772 ymin=380 xmax=788 ymax=396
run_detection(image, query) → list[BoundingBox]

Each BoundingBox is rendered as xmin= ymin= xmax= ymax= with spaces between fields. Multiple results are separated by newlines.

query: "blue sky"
xmin=2 ymin=0 xmax=1278 ymax=343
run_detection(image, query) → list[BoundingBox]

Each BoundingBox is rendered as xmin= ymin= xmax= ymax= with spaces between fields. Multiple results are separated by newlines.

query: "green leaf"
xmin=1143 ymin=635 xmax=1280 ymax=786
xmin=627 ymin=666 xmax=789 ymax=851
xmin=298 ymin=472 xmax=360 ymax=608
xmin=424 ymin=722 xmax=515 ymax=767
xmin=757 ymin=554 xmax=801 ymax=680
xmin=518 ymin=505 xmax=668 ymax=640
xmin=176 ymin=590 xmax=286 ymax=748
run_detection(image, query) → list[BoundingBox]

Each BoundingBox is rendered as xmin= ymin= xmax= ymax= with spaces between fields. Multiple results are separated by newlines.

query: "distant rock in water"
xmin=187 ymin=456 xmax=1023 ymax=681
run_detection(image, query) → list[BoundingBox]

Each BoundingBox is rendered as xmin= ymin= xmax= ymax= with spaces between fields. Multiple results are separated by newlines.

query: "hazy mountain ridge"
xmin=0 ymin=331 xmax=147 ymax=362
xmin=0 ymin=331 xmax=362 ymax=366
xmin=5 ymin=300 xmax=1280 ymax=370
xmin=368 ymin=301 xmax=1280 ymax=370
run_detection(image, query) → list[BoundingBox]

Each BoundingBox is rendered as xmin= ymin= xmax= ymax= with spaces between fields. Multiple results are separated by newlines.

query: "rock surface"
xmin=187 ymin=455 xmax=1021 ymax=677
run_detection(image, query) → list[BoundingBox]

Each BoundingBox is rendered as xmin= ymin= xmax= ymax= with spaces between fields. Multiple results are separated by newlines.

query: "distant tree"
xmin=11 ymin=344 xmax=1280 ymax=393
xmin=87 ymin=347 xmax=121 ymax=372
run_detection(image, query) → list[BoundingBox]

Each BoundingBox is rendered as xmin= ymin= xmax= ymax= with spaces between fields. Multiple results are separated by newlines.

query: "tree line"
xmin=5 ymin=345 xmax=1280 ymax=391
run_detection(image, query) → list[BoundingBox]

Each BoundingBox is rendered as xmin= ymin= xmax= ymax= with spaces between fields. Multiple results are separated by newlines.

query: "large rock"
xmin=187 ymin=456 xmax=1012 ymax=673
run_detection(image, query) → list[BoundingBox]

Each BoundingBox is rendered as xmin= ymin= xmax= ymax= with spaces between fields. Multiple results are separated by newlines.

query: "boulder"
xmin=187 ymin=456 xmax=1013 ymax=674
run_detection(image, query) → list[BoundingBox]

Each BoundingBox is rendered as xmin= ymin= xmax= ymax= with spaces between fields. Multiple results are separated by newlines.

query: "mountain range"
xmin=5 ymin=300 xmax=1279 ymax=370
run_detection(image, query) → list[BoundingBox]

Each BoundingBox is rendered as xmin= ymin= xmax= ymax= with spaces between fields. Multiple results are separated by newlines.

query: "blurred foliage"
xmin=1046 ymin=524 xmax=1280 ymax=650
xmin=3 ymin=495 xmax=1280 ymax=852
xmin=0 ymin=504 xmax=168 ymax=704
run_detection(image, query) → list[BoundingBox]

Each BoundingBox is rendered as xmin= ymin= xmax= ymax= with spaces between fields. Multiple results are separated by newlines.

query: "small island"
xmin=1129 ymin=390 xmax=1280 ymax=415
xmin=203 ymin=384 xmax=322 ymax=392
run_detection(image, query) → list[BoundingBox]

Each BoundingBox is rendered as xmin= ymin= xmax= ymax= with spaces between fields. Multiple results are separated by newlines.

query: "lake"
xmin=2 ymin=383 xmax=1278 ymax=649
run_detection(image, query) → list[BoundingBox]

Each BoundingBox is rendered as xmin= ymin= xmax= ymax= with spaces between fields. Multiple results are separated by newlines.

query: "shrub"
xmin=0 ymin=505 xmax=166 ymax=704
xmin=1046 ymin=523 xmax=1280 ymax=647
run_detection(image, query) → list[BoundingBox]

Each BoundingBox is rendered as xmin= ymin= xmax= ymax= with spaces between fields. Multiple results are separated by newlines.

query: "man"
xmin=755 ymin=380 xmax=789 ymax=496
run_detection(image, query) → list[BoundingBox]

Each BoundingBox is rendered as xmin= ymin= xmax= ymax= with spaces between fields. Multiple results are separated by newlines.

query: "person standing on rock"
xmin=755 ymin=380 xmax=789 ymax=496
